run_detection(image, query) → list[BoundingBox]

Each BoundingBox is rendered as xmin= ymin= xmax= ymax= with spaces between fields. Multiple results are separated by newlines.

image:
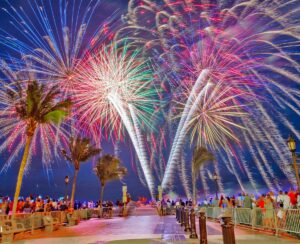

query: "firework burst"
xmin=72 ymin=42 xmax=158 ymax=196
xmin=180 ymin=82 xmax=249 ymax=149
xmin=0 ymin=0 xmax=119 ymax=94
xmin=121 ymin=0 xmax=300 ymax=193
xmin=0 ymin=78 xmax=71 ymax=173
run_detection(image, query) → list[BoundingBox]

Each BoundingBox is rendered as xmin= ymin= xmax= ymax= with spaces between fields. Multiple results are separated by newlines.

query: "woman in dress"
xmin=264 ymin=194 xmax=275 ymax=229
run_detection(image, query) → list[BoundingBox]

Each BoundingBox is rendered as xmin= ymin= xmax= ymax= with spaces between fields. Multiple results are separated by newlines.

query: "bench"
xmin=0 ymin=220 xmax=26 ymax=243
xmin=43 ymin=215 xmax=60 ymax=232
xmin=91 ymin=209 xmax=101 ymax=218
xmin=66 ymin=212 xmax=79 ymax=226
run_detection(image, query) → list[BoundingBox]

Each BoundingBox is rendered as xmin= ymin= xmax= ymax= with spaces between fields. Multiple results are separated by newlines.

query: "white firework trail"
xmin=225 ymin=151 xmax=246 ymax=193
xmin=241 ymin=116 xmax=281 ymax=189
xmin=242 ymin=129 xmax=275 ymax=191
xmin=179 ymin=149 xmax=192 ymax=199
xmin=213 ymin=160 xmax=224 ymax=194
xmin=238 ymin=155 xmax=259 ymax=194
xmin=108 ymin=93 xmax=155 ymax=198
xmin=254 ymin=103 xmax=296 ymax=185
xmin=200 ymin=165 xmax=209 ymax=198
xmin=162 ymin=70 xmax=210 ymax=189
xmin=129 ymin=104 xmax=154 ymax=188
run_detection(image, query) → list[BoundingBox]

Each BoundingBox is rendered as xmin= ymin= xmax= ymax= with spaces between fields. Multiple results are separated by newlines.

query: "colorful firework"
xmin=0 ymin=77 xmax=71 ymax=173
xmin=122 ymin=0 xmax=300 ymax=193
xmin=72 ymin=42 xmax=158 ymax=196
xmin=0 ymin=0 xmax=119 ymax=94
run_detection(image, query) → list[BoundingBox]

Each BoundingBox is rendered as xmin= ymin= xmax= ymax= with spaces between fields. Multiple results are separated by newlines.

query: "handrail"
xmin=202 ymin=207 xmax=300 ymax=236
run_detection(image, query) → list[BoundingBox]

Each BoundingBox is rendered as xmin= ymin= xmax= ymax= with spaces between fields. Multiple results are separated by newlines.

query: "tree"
xmin=94 ymin=154 xmax=127 ymax=202
xmin=7 ymin=80 xmax=71 ymax=216
xmin=61 ymin=137 xmax=101 ymax=208
xmin=192 ymin=147 xmax=214 ymax=205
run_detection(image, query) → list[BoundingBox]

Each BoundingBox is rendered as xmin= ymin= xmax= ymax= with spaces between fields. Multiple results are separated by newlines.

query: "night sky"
xmin=0 ymin=0 xmax=143 ymax=202
xmin=0 ymin=0 xmax=299 ymax=202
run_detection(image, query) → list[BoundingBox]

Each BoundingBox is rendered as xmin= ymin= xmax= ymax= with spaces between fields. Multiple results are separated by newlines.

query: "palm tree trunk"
xmin=100 ymin=184 xmax=105 ymax=203
xmin=192 ymin=173 xmax=197 ymax=206
xmin=12 ymin=134 xmax=33 ymax=216
xmin=70 ymin=169 xmax=79 ymax=208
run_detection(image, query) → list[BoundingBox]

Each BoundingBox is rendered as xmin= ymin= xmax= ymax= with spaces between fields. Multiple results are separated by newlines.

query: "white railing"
xmin=0 ymin=208 xmax=105 ymax=242
xmin=276 ymin=209 xmax=300 ymax=234
xmin=203 ymin=207 xmax=300 ymax=236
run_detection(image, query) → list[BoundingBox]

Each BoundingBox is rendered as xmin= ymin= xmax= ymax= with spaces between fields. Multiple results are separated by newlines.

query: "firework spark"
xmin=122 ymin=0 xmax=300 ymax=192
xmin=0 ymin=0 xmax=119 ymax=94
xmin=0 ymin=78 xmax=71 ymax=173
xmin=72 ymin=42 xmax=158 ymax=196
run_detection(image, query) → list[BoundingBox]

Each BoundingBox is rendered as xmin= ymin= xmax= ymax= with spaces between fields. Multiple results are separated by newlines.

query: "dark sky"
xmin=0 ymin=0 xmax=298 ymax=202
xmin=0 ymin=0 xmax=149 ymax=202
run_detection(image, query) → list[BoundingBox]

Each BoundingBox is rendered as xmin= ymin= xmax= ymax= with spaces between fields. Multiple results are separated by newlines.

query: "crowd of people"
xmin=1 ymin=189 xmax=300 ymax=216
xmin=0 ymin=194 xmax=124 ymax=216
xmin=203 ymin=188 xmax=300 ymax=210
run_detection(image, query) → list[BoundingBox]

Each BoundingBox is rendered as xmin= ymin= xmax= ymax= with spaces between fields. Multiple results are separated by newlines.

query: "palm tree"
xmin=192 ymin=147 xmax=214 ymax=205
xmin=94 ymin=154 xmax=127 ymax=202
xmin=61 ymin=137 xmax=101 ymax=208
xmin=7 ymin=80 xmax=71 ymax=216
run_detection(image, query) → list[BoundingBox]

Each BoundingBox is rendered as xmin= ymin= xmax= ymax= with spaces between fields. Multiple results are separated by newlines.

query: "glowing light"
xmin=72 ymin=42 xmax=157 ymax=197
xmin=123 ymin=0 xmax=300 ymax=191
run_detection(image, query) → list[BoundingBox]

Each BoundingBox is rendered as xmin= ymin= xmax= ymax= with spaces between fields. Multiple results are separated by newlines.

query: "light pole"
xmin=287 ymin=135 xmax=300 ymax=190
xmin=122 ymin=185 xmax=127 ymax=217
xmin=158 ymin=185 xmax=162 ymax=201
xmin=213 ymin=172 xmax=219 ymax=200
xmin=64 ymin=175 xmax=69 ymax=200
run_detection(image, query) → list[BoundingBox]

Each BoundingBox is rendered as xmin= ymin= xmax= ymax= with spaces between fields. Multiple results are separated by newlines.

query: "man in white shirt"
xmin=276 ymin=191 xmax=285 ymax=208
xmin=283 ymin=191 xmax=291 ymax=209
xmin=52 ymin=200 xmax=58 ymax=210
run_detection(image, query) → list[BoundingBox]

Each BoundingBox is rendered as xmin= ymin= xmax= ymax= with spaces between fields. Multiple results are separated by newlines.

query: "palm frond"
xmin=192 ymin=147 xmax=214 ymax=175
xmin=62 ymin=136 xmax=101 ymax=169
xmin=94 ymin=154 xmax=127 ymax=187
xmin=43 ymin=110 xmax=69 ymax=124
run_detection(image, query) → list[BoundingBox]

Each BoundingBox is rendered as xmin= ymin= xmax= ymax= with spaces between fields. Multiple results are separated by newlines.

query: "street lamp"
xmin=212 ymin=172 xmax=219 ymax=200
xmin=64 ymin=176 xmax=69 ymax=200
xmin=287 ymin=135 xmax=300 ymax=190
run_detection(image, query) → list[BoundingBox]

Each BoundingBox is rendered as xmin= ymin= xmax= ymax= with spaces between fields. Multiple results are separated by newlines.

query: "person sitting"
xmin=23 ymin=200 xmax=32 ymax=213
xmin=108 ymin=201 xmax=113 ymax=218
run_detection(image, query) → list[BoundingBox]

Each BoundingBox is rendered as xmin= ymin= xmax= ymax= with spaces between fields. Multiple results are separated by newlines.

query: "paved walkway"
xmin=13 ymin=207 xmax=299 ymax=244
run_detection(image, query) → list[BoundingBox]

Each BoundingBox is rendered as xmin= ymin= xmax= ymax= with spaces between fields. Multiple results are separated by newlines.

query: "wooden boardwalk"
xmin=12 ymin=206 xmax=298 ymax=244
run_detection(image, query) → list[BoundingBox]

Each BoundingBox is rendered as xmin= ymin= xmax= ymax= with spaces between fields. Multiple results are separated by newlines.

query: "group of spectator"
xmin=204 ymin=188 xmax=300 ymax=210
xmin=0 ymin=195 xmax=70 ymax=214
xmin=0 ymin=195 xmax=123 ymax=216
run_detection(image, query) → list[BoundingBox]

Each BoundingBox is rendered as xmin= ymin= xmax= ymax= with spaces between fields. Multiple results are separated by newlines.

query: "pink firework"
xmin=0 ymin=77 xmax=71 ymax=173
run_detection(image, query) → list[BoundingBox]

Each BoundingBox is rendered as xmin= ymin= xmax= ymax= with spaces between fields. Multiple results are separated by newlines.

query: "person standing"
xmin=237 ymin=193 xmax=243 ymax=208
xmin=1 ymin=198 xmax=9 ymax=215
xmin=288 ymin=189 xmax=297 ymax=208
xmin=264 ymin=194 xmax=275 ymax=229
xmin=243 ymin=193 xmax=252 ymax=209
xmin=296 ymin=190 xmax=300 ymax=208
xmin=250 ymin=194 xmax=256 ymax=209
xmin=276 ymin=191 xmax=284 ymax=208
xmin=283 ymin=191 xmax=291 ymax=210
xmin=257 ymin=195 xmax=265 ymax=209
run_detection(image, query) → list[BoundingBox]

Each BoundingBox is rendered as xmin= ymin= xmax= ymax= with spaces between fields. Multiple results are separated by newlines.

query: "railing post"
xmin=189 ymin=208 xmax=198 ymax=239
xmin=234 ymin=208 xmax=237 ymax=227
xmin=274 ymin=209 xmax=278 ymax=236
xmin=184 ymin=208 xmax=191 ymax=232
xmin=199 ymin=208 xmax=207 ymax=243
xmin=251 ymin=208 xmax=256 ymax=229
xmin=221 ymin=212 xmax=236 ymax=244
xmin=30 ymin=213 xmax=34 ymax=234
xmin=181 ymin=207 xmax=185 ymax=227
